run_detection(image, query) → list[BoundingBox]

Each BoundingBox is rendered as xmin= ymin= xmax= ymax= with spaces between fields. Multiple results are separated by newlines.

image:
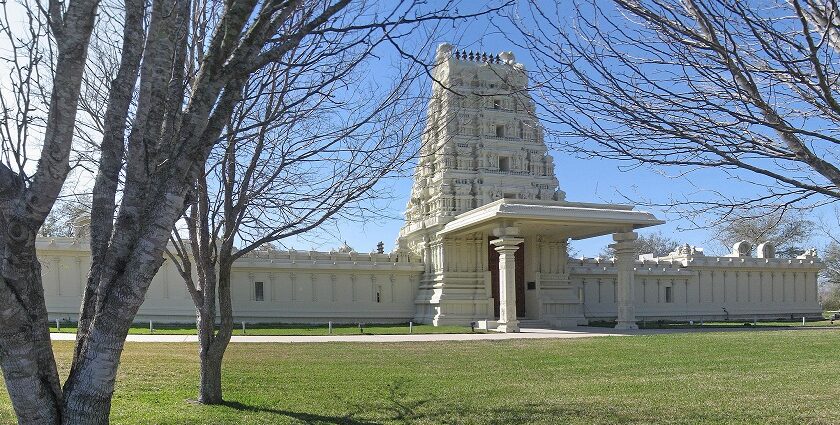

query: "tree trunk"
xmin=198 ymin=340 xmax=224 ymax=404
xmin=195 ymin=267 xmax=233 ymax=405
xmin=0 ymin=233 xmax=63 ymax=424
xmin=196 ymin=301 xmax=222 ymax=404
xmin=61 ymin=288 xmax=150 ymax=424
xmin=60 ymin=329 xmax=125 ymax=424
xmin=62 ymin=234 xmax=172 ymax=423
xmin=0 ymin=325 xmax=62 ymax=425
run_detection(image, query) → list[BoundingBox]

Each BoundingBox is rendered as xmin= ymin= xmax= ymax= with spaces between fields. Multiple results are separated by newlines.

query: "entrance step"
xmin=518 ymin=319 xmax=551 ymax=329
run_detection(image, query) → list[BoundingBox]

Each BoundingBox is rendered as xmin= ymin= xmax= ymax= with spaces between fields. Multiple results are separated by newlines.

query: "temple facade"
xmin=36 ymin=44 xmax=823 ymax=331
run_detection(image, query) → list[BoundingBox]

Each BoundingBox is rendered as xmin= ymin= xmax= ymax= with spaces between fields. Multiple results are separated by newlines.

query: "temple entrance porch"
xmin=435 ymin=199 xmax=663 ymax=332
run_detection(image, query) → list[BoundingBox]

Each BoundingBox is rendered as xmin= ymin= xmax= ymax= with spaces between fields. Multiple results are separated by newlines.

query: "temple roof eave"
xmin=437 ymin=198 xmax=664 ymax=240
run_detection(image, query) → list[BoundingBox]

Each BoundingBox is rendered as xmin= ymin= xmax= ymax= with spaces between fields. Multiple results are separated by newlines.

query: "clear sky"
xmin=282 ymin=2 xmax=838 ymax=257
xmin=2 ymin=1 xmax=835 ymax=257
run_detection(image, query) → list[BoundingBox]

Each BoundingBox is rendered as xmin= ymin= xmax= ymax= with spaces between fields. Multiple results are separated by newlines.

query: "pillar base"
xmin=614 ymin=321 xmax=639 ymax=330
xmin=495 ymin=320 xmax=520 ymax=333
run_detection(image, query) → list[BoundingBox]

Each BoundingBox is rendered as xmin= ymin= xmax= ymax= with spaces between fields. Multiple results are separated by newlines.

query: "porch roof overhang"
xmin=437 ymin=199 xmax=664 ymax=240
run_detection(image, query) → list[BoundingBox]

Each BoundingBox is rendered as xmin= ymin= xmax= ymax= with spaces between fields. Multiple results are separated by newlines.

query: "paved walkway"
xmin=50 ymin=325 xmax=835 ymax=344
xmin=49 ymin=327 xmax=628 ymax=343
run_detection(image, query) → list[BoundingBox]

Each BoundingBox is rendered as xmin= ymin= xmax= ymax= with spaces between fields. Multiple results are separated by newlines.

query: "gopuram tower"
xmin=398 ymin=43 xmax=566 ymax=328
xmin=402 ymin=44 xmax=562 ymax=226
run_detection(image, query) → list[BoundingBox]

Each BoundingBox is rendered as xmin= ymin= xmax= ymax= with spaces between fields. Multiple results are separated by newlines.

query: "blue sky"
xmin=4 ymin=0 xmax=833 ymax=257
xmin=281 ymin=1 xmax=839 ymax=257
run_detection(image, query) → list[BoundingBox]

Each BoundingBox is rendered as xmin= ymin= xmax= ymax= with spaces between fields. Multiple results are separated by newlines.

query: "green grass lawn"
xmin=588 ymin=314 xmax=840 ymax=329
xmin=641 ymin=319 xmax=840 ymax=328
xmin=1 ymin=330 xmax=839 ymax=424
xmin=48 ymin=322 xmax=485 ymax=336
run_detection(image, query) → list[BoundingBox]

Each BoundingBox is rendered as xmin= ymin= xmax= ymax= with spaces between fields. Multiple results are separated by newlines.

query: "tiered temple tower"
xmin=402 ymin=44 xmax=562 ymax=229
xmin=398 ymin=43 xmax=566 ymax=325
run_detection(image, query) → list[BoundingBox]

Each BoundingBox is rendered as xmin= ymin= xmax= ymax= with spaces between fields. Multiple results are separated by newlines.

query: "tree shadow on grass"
xmin=220 ymin=400 xmax=379 ymax=425
xmin=218 ymin=378 xmax=431 ymax=424
xmin=382 ymin=377 xmax=431 ymax=420
xmin=220 ymin=397 xmax=648 ymax=424
xmin=220 ymin=379 xmax=654 ymax=424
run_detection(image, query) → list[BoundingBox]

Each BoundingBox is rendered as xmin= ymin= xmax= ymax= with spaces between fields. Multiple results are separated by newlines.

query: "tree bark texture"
xmin=194 ymin=262 xmax=233 ymax=404
xmin=0 ymin=0 xmax=100 ymax=421
xmin=0 ymin=245 xmax=62 ymax=425
xmin=1 ymin=0 xmax=391 ymax=421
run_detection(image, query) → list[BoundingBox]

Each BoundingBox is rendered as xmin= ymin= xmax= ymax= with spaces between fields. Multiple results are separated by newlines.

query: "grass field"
xmin=47 ymin=322 xmax=484 ymax=336
xmin=590 ymin=314 xmax=840 ymax=329
xmin=1 ymin=329 xmax=839 ymax=424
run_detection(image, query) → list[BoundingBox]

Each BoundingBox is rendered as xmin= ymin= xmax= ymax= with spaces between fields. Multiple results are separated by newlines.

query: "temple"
xmin=36 ymin=44 xmax=823 ymax=331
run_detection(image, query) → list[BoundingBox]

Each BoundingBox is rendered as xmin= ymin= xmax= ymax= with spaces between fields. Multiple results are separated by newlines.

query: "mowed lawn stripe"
xmin=0 ymin=330 xmax=836 ymax=424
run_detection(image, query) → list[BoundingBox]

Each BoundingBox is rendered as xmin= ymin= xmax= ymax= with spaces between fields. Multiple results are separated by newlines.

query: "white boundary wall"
xmin=39 ymin=238 xmax=424 ymax=324
xmin=572 ymin=255 xmax=822 ymax=322
xmin=37 ymin=237 xmax=822 ymax=325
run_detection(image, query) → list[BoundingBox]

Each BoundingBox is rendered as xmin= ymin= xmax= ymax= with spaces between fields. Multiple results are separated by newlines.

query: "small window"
xmin=376 ymin=286 xmax=382 ymax=303
xmin=499 ymin=157 xmax=510 ymax=172
xmin=254 ymin=281 xmax=264 ymax=302
xmin=665 ymin=286 xmax=673 ymax=303
xmin=495 ymin=124 xmax=504 ymax=137
xmin=493 ymin=99 xmax=501 ymax=109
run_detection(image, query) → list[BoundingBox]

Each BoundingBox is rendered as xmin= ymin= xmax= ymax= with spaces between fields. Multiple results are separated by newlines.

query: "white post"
xmin=802 ymin=316 xmax=806 ymax=326
xmin=409 ymin=321 xmax=413 ymax=334
xmin=150 ymin=320 xmax=154 ymax=333
xmin=328 ymin=321 xmax=332 ymax=334
xmin=612 ymin=231 xmax=639 ymax=330
xmin=490 ymin=227 xmax=524 ymax=333
xmin=56 ymin=319 xmax=60 ymax=332
xmin=242 ymin=321 xmax=246 ymax=334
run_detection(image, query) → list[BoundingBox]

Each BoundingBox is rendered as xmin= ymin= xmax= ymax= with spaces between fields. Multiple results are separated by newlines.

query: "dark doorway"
xmin=488 ymin=241 xmax=526 ymax=318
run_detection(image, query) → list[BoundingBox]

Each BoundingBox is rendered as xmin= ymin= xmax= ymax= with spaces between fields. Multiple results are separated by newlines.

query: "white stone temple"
xmin=36 ymin=44 xmax=823 ymax=331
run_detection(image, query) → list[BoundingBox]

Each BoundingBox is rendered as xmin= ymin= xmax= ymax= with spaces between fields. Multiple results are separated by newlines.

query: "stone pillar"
xmin=613 ymin=231 xmax=639 ymax=330
xmin=491 ymin=227 xmax=524 ymax=333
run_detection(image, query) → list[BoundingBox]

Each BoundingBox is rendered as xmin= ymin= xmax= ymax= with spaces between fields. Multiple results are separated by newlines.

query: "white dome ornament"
xmin=731 ymin=240 xmax=752 ymax=257
xmin=756 ymin=242 xmax=775 ymax=259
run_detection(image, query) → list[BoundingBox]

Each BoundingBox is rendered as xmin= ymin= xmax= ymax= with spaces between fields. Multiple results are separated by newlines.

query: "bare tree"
xmin=1 ymin=0 xmax=508 ymax=422
xmin=39 ymin=195 xmax=92 ymax=238
xmin=165 ymin=33 xmax=425 ymax=403
xmin=510 ymin=0 xmax=840 ymax=222
xmin=600 ymin=230 xmax=681 ymax=258
xmin=818 ymin=211 xmax=840 ymax=308
xmin=820 ymin=242 xmax=840 ymax=309
xmin=713 ymin=209 xmax=815 ymax=257
xmin=0 ymin=0 xmax=100 ymax=421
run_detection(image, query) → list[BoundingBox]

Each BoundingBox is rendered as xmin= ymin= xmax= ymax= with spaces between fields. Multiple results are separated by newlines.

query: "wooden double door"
xmin=488 ymin=242 xmax=526 ymax=318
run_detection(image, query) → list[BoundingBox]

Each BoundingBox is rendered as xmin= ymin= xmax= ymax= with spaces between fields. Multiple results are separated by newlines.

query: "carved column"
xmin=248 ymin=272 xmax=255 ymax=301
xmin=54 ymin=258 xmax=62 ymax=296
xmin=269 ymin=273 xmax=277 ymax=301
xmin=491 ymin=227 xmax=524 ymax=333
xmin=613 ymin=231 xmax=639 ymax=330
